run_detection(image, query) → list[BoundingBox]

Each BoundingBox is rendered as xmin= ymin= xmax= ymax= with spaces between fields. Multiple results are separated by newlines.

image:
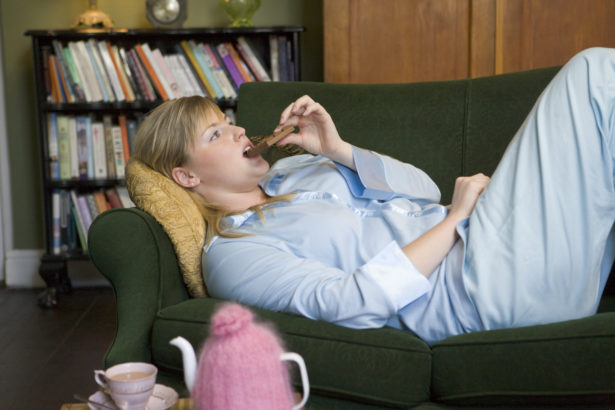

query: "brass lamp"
xmin=72 ymin=0 xmax=114 ymax=29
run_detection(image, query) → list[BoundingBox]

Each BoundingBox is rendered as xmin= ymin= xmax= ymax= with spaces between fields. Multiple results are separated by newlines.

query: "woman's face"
xmin=180 ymin=112 xmax=270 ymax=200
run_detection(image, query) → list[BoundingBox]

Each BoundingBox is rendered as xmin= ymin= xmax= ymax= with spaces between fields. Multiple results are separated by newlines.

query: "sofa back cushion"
xmin=237 ymin=66 xmax=559 ymax=203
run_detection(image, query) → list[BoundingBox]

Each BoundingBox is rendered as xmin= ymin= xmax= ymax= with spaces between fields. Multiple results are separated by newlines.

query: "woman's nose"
xmin=233 ymin=126 xmax=246 ymax=140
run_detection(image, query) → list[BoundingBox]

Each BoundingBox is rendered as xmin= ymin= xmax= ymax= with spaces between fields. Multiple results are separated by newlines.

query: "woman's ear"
xmin=172 ymin=166 xmax=200 ymax=188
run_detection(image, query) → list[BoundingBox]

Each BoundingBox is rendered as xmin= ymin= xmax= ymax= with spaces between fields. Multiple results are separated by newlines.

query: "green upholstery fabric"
xmin=88 ymin=66 xmax=615 ymax=408
xmin=432 ymin=313 xmax=615 ymax=406
xmin=151 ymin=298 xmax=431 ymax=407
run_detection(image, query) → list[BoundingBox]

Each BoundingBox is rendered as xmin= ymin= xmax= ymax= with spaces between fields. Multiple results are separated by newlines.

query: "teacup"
xmin=94 ymin=362 xmax=157 ymax=395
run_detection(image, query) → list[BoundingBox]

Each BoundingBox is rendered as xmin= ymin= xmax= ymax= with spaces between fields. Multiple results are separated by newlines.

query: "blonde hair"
xmin=133 ymin=96 xmax=293 ymax=242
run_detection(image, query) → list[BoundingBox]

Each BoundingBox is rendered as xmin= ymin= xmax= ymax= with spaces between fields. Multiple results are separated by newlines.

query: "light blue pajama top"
xmin=204 ymin=147 xmax=482 ymax=345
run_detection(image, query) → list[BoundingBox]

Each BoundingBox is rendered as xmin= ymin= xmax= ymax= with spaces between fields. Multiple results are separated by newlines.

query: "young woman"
xmin=133 ymin=48 xmax=615 ymax=345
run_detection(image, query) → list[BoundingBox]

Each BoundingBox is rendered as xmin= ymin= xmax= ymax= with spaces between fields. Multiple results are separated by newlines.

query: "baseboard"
xmin=5 ymin=249 xmax=110 ymax=288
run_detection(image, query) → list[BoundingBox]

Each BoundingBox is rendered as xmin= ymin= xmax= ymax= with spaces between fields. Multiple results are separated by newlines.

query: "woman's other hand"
xmin=276 ymin=95 xmax=355 ymax=169
xmin=448 ymin=174 xmax=490 ymax=222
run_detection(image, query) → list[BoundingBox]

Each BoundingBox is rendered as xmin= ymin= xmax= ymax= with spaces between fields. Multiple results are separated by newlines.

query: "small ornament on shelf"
xmin=219 ymin=0 xmax=261 ymax=27
xmin=72 ymin=0 xmax=114 ymax=30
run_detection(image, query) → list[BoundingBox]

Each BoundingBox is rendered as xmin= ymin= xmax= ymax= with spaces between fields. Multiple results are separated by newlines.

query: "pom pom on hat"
xmin=192 ymin=303 xmax=295 ymax=410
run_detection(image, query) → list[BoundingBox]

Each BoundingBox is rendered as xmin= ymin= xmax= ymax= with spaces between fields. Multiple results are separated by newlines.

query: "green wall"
xmin=0 ymin=0 xmax=323 ymax=250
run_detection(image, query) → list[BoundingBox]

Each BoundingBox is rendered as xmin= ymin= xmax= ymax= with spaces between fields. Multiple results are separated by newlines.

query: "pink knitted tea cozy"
xmin=192 ymin=303 xmax=296 ymax=410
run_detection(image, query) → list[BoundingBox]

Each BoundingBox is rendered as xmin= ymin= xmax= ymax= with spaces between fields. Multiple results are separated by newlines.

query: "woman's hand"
xmin=276 ymin=95 xmax=355 ymax=169
xmin=448 ymin=173 xmax=490 ymax=222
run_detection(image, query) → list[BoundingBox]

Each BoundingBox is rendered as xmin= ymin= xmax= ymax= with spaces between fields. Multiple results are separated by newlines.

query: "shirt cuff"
xmin=360 ymin=241 xmax=432 ymax=310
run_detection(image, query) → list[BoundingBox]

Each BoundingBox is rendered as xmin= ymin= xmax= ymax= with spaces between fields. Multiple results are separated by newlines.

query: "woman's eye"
xmin=210 ymin=131 xmax=220 ymax=141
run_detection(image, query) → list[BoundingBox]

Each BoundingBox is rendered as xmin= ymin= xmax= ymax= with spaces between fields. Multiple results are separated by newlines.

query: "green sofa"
xmin=88 ymin=67 xmax=615 ymax=409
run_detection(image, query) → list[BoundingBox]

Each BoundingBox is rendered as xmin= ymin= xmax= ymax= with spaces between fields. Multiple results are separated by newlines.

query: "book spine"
xmin=102 ymin=115 xmax=116 ymax=179
xmin=84 ymin=115 xmax=94 ymax=179
xmin=69 ymin=41 xmax=99 ymax=102
xmin=51 ymin=40 xmax=76 ymax=102
xmin=111 ymin=125 xmax=125 ymax=179
xmin=118 ymin=114 xmax=131 ymax=163
xmin=52 ymin=190 xmax=61 ymax=254
xmin=96 ymin=40 xmax=124 ymax=101
xmin=84 ymin=41 xmax=111 ymax=101
xmin=165 ymin=55 xmax=190 ymax=97
xmin=179 ymin=41 xmax=214 ymax=98
xmin=277 ymin=36 xmax=289 ymax=82
xmin=226 ymin=42 xmax=255 ymax=82
xmin=216 ymin=43 xmax=244 ymax=90
xmin=47 ymin=113 xmax=60 ymax=180
xmin=50 ymin=55 xmax=67 ymax=103
xmin=118 ymin=47 xmax=140 ymax=101
xmin=68 ymin=117 xmax=79 ymax=179
xmin=75 ymin=116 xmax=89 ymax=179
xmin=126 ymin=49 xmax=155 ymax=101
xmin=236 ymin=37 xmax=271 ymax=81
xmin=269 ymin=35 xmax=280 ymax=81
xmin=152 ymin=48 xmax=181 ymax=99
xmin=142 ymin=44 xmax=173 ymax=100
xmin=105 ymin=188 xmax=123 ymax=209
xmin=85 ymin=193 xmax=100 ymax=220
xmin=108 ymin=43 xmax=134 ymax=101
xmin=62 ymin=46 xmax=87 ymax=102
xmin=175 ymin=52 xmax=206 ymax=97
xmin=134 ymin=44 xmax=169 ymax=100
xmin=41 ymin=46 xmax=53 ymax=101
xmin=56 ymin=115 xmax=71 ymax=179
xmin=91 ymin=121 xmax=107 ymax=178
xmin=204 ymin=44 xmax=237 ymax=98
xmin=188 ymin=40 xmax=222 ymax=98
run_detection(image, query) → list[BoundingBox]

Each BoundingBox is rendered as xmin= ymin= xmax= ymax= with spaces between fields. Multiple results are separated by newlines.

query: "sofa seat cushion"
xmin=431 ymin=312 xmax=615 ymax=406
xmin=151 ymin=298 xmax=432 ymax=407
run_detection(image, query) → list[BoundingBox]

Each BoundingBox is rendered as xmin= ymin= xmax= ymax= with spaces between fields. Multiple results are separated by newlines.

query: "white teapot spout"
xmin=169 ymin=336 xmax=197 ymax=392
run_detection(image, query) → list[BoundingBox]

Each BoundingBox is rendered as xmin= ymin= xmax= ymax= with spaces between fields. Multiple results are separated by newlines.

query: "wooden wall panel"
xmin=495 ymin=0 xmax=615 ymax=74
xmin=324 ymin=0 xmax=615 ymax=83
xmin=324 ymin=0 xmax=470 ymax=83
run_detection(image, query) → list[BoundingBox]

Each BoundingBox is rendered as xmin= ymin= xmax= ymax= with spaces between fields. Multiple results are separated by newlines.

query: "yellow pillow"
xmin=125 ymin=158 xmax=208 ymax=297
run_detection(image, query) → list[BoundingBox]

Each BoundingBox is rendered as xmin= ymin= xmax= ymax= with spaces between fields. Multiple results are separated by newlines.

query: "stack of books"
xmin=51 ymin=187 xmax=135 ymax=254
xmin=46 ymin=112 xmax=143 ymax=181
xmin=43 ymin=35 xmax=294 ymax=104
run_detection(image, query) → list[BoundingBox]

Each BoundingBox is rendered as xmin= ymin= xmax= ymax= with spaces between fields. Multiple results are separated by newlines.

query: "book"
xmin=84 ymin=115 xmax=94 ymax=179
xmin=176 ymin=43 xmax=209 ymax=97
xmin=277 ymin=36 xmax=289 ymax=82
xmin=126 ymin=49 xmax=156 ymax=101
xmin=59 ymin=190 xmax=71 ymax=252
xmin=85 ymin=39 xmax=113 ymax=102
xmin=109 ymin=43 xmax=134 ymax=101
xmin=85 ymin=193 xmax=100 ymax=221
xmin=62 ymin=45 xmax=87 ymax=102
xmin=41 ymin=46 xmax=53 ymax=101
xmin=225 ymin=42 xmax=255 ymax=82
xmin=152 ymin=48 xmax=182 ymax=99
xmin=269 ymin=35 xmax=280 ymax=81
xmin=118 ymin=115 xmax=131 ymax=163
xmin=216 ymin=43 xmax=244 ymax=90
xmin=69 ymin=41 xmax=101 ymax=102
xmin=105 ymin=187 xmax=123 ymax=209
xmin=102 ymin=115 xmax=116 ymax=179
xmin=165 ymin=55 xmax=190 ymax=97
xmin=236 ymin=36 xmax=271 ymax=82
xmin=93 ymin=190 xmax=111 ymax=213
xmin=68 ymin=117 xmax=79 ymax=179
xmin=203 ymin=44 xmax=237 ymax=98
xmin=117 ymin=47 xmax=140 ymax=101
xmin=70 ymin=190 xmax=90 ymax=251
xmin=75 ymin=116 xmax=89 ymax=179
xmin=126 ymin=118 xmax=138 ymax=154
xmin=175 ymin=52 xmax=206 ymax=97
xmin=178 ymin=41 xmax=214 ymax=98
xmin=49 ymin=55 xmax=66 ymax=103
xmin=97 ymin=40 xmax=125 ymax=101
xmin=52 ymin=190 xmax=61 ymax=255
xmin=111 ymin=125 xmax=126 ymax=179
xmin=51 ymin=40 xmax=80 ymax=102
xmin=187 ymin=40 xmax=222 ymax=98
xmin=47 ymin=113 xmax=60 ymax=180
xmin=134 ymin=44 xmax=169 ymax=100
xmin=115 ymin=186 xmax=136 ymax=208
xmin=56 ymin=115 xmax=71 ymax=179
xmin=91 ymin=121 xmax=107 ymax=179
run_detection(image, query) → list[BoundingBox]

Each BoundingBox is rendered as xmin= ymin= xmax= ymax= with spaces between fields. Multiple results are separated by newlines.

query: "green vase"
xmin=219 ymin=0 xmax=262 ymax=27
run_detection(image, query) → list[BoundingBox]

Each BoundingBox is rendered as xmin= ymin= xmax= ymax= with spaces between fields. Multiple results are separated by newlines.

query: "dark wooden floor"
xmin=0 ymin=286 xmax=116 ymax=410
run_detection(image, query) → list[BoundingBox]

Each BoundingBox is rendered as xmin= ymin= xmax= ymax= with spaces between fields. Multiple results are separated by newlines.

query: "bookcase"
xmin=25 ymin=26 xmax=304 ymax=307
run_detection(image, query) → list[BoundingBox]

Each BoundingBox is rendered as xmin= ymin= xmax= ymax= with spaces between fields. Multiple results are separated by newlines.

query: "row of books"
xmin=43 ymin=35 xmax=295 ymax=104
xmin=47 ymin=112 xmax=144 ymax=181
xmin=51 ymin=187 xmax=135 ymax=254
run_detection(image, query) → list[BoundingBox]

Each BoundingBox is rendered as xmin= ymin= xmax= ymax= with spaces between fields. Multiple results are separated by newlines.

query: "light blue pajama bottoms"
xmin=464 ymin=48 xmax=615 ymax=331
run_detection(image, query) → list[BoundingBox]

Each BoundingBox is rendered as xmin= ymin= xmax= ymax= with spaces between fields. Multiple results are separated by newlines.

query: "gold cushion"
xmin=125 ymin=158 xmax=208 ymax=297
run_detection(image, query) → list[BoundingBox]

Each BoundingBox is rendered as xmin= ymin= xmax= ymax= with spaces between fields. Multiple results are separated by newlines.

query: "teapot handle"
xmin=280 ymin=352 xmax=309 ymax=410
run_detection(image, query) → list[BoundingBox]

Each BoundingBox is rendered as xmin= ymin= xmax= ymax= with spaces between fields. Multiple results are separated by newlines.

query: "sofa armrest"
xmin=88 ymin=207 xmax=190 ymax=367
